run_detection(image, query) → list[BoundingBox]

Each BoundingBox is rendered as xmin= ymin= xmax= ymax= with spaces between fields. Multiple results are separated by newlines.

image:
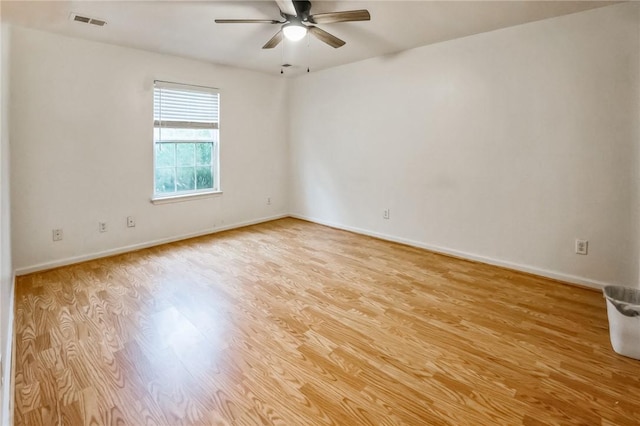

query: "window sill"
xmin=151 ymin=191 xmax=222 ymax=205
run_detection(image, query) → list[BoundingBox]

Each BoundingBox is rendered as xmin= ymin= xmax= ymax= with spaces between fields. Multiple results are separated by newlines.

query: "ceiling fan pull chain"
xmin=305 ymin=32 xmax=310 ymax=74
xmin=280 ymin=39 xmax=284 ymax=75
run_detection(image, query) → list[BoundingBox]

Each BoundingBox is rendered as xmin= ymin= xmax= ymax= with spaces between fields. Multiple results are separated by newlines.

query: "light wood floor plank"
xmin=13 ymin=218 xmax=640 ymax=425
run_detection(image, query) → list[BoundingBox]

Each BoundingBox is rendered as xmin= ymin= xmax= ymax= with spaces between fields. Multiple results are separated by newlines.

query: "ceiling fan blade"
xmin=215 ymin=19 xmax=281 ymax=24
xmin=275 ymin=0 xmax=297 ymax=16
xmin=308 ymin=26 xmax=345 ymax=48
xmin=262 ymin=30 xmax=283 ymax=49
xmin=308 ymin=10 xmax=370 ymax=24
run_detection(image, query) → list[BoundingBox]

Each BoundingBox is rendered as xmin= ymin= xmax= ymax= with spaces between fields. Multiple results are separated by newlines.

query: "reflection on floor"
xmin=13 ymin=218 xmax=640 ymax=425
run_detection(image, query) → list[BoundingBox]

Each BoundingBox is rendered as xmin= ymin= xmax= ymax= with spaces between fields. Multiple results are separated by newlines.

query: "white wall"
xmin=8 ymin=4 xmax=640 ymax=285
xmin=0 ymin=19 xmax=12 ymax=426
xmin=10 ymin=26 xmax=289 ymax=272
xmin=290 ymin=3 xmax=640 ymax=289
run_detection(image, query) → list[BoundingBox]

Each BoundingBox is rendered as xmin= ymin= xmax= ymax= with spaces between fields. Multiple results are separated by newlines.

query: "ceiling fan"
xmin=215 ymin=0 xmax=370 ymax=49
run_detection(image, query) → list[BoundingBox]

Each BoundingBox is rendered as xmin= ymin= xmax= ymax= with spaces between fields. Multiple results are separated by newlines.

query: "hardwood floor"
xmin=13 ymin=218 xmax=640 ymax=425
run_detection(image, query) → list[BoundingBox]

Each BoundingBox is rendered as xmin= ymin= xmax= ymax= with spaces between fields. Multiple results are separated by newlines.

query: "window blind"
xmin=154 ymin=81 xmax=219 ymax=130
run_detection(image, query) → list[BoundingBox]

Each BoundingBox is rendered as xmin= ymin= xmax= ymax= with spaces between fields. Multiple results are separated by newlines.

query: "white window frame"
xmin=151 ymin=80 xmax=221 ymax=204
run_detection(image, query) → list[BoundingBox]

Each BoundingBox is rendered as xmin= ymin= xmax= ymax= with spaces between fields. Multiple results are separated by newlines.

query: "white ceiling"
xmin=1 ymin=1 xmax=618 ymax=76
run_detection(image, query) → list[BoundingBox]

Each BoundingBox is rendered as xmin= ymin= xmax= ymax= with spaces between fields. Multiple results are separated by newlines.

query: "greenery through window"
xmin=153 ymin=81 xmax=219 ymax=197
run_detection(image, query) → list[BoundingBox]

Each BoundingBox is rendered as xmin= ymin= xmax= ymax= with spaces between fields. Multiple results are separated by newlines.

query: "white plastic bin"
xmin=603 ymin=286 xmax=640 ymax=360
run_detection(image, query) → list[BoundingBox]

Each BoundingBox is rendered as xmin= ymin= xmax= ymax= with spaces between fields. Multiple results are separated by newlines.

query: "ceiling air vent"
xmin=69 ymin=13 xmax=107 ymax=27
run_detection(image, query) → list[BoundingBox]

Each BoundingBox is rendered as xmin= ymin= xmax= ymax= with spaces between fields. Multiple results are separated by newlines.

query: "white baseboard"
xmin=15 ymin=211 xmax=614 ymax=290
xmin=290 ymin=214 xmax=611 ymax=290
xmin=2 ymin=273 xmax=15 ymax=426
xmin=15 ymin=214 xmax=288 ymax=276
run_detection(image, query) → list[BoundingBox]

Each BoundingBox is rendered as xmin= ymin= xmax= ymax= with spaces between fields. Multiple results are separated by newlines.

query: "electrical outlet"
xmin=383 ymin=209 xmax=390 ymax=220
xmin=99 ymin=222 xmax=107 ymax=233
xmin=267 ymin=197 xmax=271 ymax=206
xmin=575 ymin=239 xmax=588 ymax=255
xmin=127 ymin=216 xmax=135 ymax=228
xmin=52 ymin=228 xmax=63 ymax=241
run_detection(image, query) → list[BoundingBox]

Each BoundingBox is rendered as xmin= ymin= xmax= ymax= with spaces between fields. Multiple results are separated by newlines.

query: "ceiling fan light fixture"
xmin=282 ymin=23 xmax=307 ymax=41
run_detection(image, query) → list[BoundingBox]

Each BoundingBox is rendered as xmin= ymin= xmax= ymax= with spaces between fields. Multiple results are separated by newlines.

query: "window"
xmin=153 ymin=81 xmax=220 ymax=199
